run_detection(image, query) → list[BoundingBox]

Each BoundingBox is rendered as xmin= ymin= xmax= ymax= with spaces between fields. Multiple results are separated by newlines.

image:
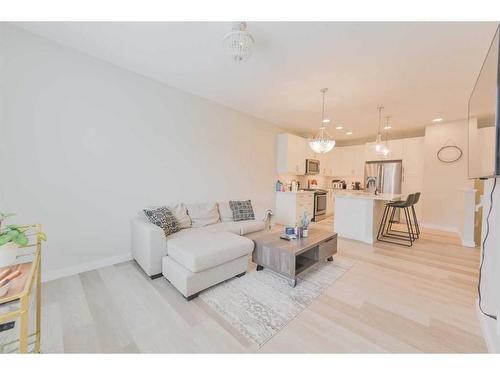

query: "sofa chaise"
xmin=131 ymin=201 xmax=269 ymax=300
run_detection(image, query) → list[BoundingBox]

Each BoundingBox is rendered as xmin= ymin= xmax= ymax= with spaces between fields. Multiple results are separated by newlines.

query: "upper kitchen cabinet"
xmin=402 ymin=137 xmax=424 ymax=174
xmin=316 ymin=151 xmax=334 ymax=176
xmin=331 ymin=145 xmax=364 ymax=178
xmin=331 ymin=146 xmax=344 ymax=176
xmin=276 ymin=133 xmax=307 ymax=175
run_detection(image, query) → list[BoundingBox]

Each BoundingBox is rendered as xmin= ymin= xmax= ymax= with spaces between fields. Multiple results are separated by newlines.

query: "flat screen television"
xmin=468 ymin=25 xmax=500 ymax=179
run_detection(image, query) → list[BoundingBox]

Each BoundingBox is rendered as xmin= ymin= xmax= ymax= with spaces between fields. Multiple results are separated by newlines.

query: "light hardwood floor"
xmin=40 ymin=217 xmax=487 ymax=353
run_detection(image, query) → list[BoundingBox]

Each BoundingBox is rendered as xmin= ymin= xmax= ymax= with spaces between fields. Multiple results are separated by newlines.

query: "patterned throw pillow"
xmin=143 ymin=206 xmax=180 ymax=236
xmin=229 ymin=200 xmax=255 ymax=222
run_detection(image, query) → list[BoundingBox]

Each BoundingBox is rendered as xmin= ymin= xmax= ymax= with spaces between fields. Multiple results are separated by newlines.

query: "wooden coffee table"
xmin=247 ymin=228 xmax=337 ymax=287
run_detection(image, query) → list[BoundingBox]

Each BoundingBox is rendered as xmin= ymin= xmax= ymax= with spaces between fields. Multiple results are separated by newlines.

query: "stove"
xmin=304 ymin=189 xmax=327 ymax=221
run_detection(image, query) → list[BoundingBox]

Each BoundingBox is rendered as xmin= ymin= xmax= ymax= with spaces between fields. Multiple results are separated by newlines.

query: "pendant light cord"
xmin=377 ymin=106 xmax=384 ymax=135
xmin=322 ymin=91 xmax=325 ymax=124
xmin=385 ymin=116 xmax=390 ymax=144
xmin=320 ymin=88 xmax=327 ymax=127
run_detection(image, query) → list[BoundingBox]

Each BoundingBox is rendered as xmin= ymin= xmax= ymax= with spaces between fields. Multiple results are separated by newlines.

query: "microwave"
xmin=305 ymin=159 xmax=320 ymax=174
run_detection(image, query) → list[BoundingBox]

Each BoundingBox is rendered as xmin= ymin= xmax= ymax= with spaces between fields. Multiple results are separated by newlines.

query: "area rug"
xmin=199 ymin=258 xmax=353 ymax=347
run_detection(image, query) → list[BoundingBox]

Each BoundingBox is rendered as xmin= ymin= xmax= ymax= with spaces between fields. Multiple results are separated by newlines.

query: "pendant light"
xmin=372 ymin=106 xmax=385 ymax=154
xmin=381 ymin=116 xmax=392 ymax=158
xmin=224 ymin=22 xmax=255 ymax=62
xmin=309 ymin=88 xmax=336 ymax=154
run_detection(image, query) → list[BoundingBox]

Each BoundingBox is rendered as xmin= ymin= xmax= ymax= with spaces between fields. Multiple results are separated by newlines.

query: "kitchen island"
xmin=332 ymin=191 xmax=403 ymax=244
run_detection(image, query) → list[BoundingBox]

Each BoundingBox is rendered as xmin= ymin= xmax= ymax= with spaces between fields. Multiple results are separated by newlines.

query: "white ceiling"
xmin=16 ymin=22 xmax=499 ymax=143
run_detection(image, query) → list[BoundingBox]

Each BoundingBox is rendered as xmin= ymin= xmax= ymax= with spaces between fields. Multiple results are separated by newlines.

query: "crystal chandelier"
xmin=309 ymin=88 xmax=336 ymax=154
xmin=224 ymin=22 xmax=255 ymax=62
xmin=372 ymin=106 xmax=386 ymax=155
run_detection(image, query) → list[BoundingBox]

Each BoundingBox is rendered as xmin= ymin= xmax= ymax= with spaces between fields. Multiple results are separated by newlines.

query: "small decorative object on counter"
xmin=301 ymin=211 xmax=310 ymax=238
xmin=294 ymin=224 xmax=301 ymax=238
xmin=263 ymin=209 xmax=274 ymax=230
xmin=281 ymin=227 xmax=297 ymax=241
xmin=275 ymin=180 xmax=283 ymax=192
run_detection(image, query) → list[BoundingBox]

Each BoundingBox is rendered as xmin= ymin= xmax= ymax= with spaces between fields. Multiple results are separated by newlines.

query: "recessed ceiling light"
xmin=433 ymin=118 xmax=443 ymax=123
xmin=384 ymin=126 xmax=392 ymax=130
xmin=346 ymin=131 xmax=353 ymax=135
xmin=336 ymin=126 xmax=343 ymax=130
xmin=322 ymin=119 xmax=331 ymax=123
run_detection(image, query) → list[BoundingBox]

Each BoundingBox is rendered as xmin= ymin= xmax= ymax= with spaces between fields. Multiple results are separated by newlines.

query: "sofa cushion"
xmin=238 ymin=220 xmax=266 ymax=235
xmin=229 ymin=200 xmax=255 ymax=222
xmin=217 ymin=201 xmax=234 ymax=222
xmin=169 ymin=203 xmax=191 ymax=229
xmin=143 ymin=206 xmax=180 ymax=236
xmin=187 ymin=203 xmax=220 ymax=228
xmin=167 ymin=232 xmax=254 ymax=273
xmin=195 ymin=222 xmax=241 ymax=235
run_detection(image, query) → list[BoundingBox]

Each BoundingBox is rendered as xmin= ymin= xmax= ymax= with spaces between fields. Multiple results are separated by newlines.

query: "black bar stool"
xmin=387 ymin=192 xmax=421 ymax=240
xmin=377 ymin=194 xmax=416 ymax=247
xmin=410 ymin=192 xmax=421 ymax=238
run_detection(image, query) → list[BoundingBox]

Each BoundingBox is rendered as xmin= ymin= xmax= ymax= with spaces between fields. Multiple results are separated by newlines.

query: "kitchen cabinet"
xmin=343 ymin=145 xmax=365 ymax=180
xmin=316 ymin=152 xmax=334 ymax=176
xmin=331 ymin=147 xmax=344 ymax=177
xmin=401 ymin=137 xmax=424 ymax=218
xmin=326 ymin=189 xmax=334 ymax=216
xmin=330 ymin=145 xmax=364 ymax=179
xmin=276 ymin=133 xmax=307 ymax=175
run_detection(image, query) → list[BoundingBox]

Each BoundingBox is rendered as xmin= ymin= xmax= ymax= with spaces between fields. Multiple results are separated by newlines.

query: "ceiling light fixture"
xmin=309 ymin=88 xmax=336 ymax=154
xmin=224 ymin=22 xmax=255 ymax=62
xmin=346 ymin=131 xmax=353 ymax=135
xmin=322 ymin=119 xmax=331 ymax=123
xmin=433 ymin=117 xmax=443 ymax=123
xmin=336 ymin=126 xmax=343 ymax=130
xmin=381 ymin=116 xmax=392 ymax=158
xmin=372 ymin=106 xmax=385 ymax=154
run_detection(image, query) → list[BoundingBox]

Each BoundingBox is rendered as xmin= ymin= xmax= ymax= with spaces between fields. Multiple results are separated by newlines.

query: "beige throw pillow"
xmin=217 ymin=201 xmax=234 ymax=222
xmin=187 ymin=203 xmax=220 ymax=228
xmin=168 ymin=203 xmax=191 ymax=229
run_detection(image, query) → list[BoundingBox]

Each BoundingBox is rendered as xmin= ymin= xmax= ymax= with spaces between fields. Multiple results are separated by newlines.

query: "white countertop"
xmin=332 ymin=190 xmax=402 ymax=201
xmin=276 ymin=190 xmax=314 ymax=195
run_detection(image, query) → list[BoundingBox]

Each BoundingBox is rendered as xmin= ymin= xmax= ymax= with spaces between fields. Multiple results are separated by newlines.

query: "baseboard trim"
xmin=460 ymin=238 xmax=476 ymax=248
xmin=42 ymin=252 xmax=133 ymax=282
xmin=419 ymin=222 xmax=458 ymax=233
xmin=476 ymin=298 xmax=497 ymax=353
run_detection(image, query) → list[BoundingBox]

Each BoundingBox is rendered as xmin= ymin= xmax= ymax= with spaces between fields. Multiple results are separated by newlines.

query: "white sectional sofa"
xmin=131 ymin=202 xmax=269 ymax=300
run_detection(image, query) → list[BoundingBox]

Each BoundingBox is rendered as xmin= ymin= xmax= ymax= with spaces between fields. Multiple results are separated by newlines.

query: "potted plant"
xmin=0 ymin=213 xmax=47 ymax=267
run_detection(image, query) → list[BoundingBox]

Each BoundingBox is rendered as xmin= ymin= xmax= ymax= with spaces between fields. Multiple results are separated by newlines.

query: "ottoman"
xmin=162 ymin=231 xmax=254 ymax=300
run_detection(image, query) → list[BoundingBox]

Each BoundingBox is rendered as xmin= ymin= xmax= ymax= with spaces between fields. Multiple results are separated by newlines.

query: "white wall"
xmin=421 ymin=120 xmax=474 ymax=232
xmin=0 ymin=24 xmax=282 ymax=280
xmin=478 ymin=177 xmax=500 ymax=352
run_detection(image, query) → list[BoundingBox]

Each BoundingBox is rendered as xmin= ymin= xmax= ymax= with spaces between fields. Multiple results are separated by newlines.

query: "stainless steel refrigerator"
xmin=364 ymin=160 xmax=402 ymax=195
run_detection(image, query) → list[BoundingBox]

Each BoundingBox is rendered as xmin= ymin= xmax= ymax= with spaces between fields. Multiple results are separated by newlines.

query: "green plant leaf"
xmin=13 ymin=232 xmax=29 ymax=246
xmin=6 ymin=230 xmax=18 ymax=241
xmin=0 ymin=234 xmax=11 ymax=246
xmin=37 ymin=232 xmax=47 ymax=241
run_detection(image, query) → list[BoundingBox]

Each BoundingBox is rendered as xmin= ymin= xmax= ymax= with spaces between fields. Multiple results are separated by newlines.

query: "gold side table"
xmin=0 ymin=224 xmax=42 ymax=353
